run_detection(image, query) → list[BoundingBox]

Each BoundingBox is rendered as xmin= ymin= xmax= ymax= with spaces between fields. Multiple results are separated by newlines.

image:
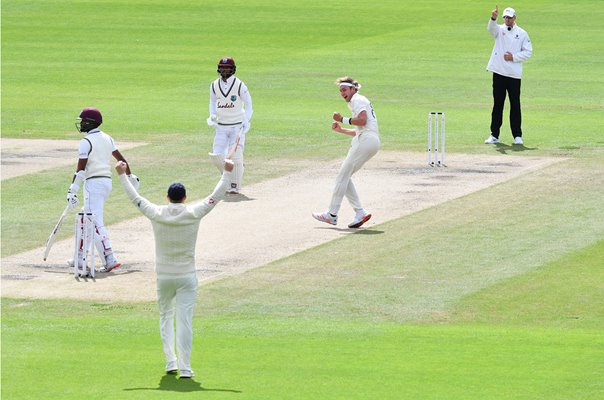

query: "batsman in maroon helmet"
xmin=206 ymin=56 xmax=253 ymax=195
xmin=66 ymin=107 xmax=138 ymax=273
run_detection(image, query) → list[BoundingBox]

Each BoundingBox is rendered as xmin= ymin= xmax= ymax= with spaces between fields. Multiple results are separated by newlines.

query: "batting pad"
xmin=231 ymin=151 xmax=245 ymax=191
xmin=93 ymin=225 xmax=113 ymax=261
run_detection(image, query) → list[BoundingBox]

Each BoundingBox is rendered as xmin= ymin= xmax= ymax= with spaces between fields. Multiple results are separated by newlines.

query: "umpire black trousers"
xmin=490 ymin=72 xmax=522 ymax=138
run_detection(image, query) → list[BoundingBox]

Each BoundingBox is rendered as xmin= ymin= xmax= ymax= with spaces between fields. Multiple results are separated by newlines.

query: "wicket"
xmin=428 ymin=112 xmax=446 ymax=166
xmin=74 ymin=212 xmax=96 ymax=278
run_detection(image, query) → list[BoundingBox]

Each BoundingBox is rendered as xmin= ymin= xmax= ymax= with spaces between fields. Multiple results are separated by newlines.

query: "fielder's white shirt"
xmin=78 ymin=128 xmax=118 ymax=179
xmin=209 ymin=76 xmax=253 ymax=124
xmin=348 ymin=93 xmax=379 ymax=137
xmin=119 ymin=172 xmax=231 ymax=277
xmin=486 ymin=19 xmax=532 ymax=79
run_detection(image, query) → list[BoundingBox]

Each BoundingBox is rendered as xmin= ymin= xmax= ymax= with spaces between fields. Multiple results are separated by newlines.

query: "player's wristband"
xmin=343 ymin=117 xmax=353 ymax=125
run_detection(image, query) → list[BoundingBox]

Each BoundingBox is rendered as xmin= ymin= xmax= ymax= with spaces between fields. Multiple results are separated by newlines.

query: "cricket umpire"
xmin=484 ymin=6 xmax=533 ymax=145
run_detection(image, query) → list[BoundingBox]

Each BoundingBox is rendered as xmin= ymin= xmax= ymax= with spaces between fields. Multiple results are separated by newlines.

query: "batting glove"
xmin=242 ymin=120 xmax=251 ymax=134
xmin=207 ymin=114 xmax=217 ymax=127
xmin=127 ymin=174 xmax=140 ymax=190
xmin=66 ymin=190 xmax=79 ymax=210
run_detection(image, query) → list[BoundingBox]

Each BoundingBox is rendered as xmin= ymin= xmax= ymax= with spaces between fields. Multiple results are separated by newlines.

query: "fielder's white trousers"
xmin=329 ymin=132 xmax=380 ymax=215
xmin=82 ymin=178 xmax=115 ymax=261
xmin=157 ymin=273 xmax=198 ymax=373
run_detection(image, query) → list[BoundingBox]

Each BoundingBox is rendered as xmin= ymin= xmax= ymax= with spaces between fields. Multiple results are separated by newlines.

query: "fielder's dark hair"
xmin=167 ymin=182 xmax=186 ymax=202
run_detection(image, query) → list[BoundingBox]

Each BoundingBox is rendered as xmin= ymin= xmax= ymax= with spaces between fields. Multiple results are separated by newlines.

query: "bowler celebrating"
xmin=313 ymin=76 xmax=380 ymax=229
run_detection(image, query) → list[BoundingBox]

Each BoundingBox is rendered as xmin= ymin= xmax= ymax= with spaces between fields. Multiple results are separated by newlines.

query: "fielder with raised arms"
xmin=207 ymin=56 xmax=253 ymax=194
xmin=115 ymin=158 xmax=234 ymax=379
xmin=66 ymin=107 xmax=138 ymax=273
xmin=313 ymin=76 xmax=381 ymax=229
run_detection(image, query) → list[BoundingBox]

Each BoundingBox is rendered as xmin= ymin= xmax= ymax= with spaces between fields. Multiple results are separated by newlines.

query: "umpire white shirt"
xmin=119 ymin=172 xmax=231 ymax=278
xmin=486 ymin=19 xmax=532 ymax=79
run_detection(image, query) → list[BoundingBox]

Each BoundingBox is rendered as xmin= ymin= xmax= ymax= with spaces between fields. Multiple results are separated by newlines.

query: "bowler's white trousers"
xmin=329 ymin=132 xmax=380 ymax=215
xmin=157 ymin=273 xmax=198 ymax=373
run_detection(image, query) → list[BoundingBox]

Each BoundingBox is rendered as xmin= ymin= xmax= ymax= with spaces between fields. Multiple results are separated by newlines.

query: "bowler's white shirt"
xmin=348 ymin=93 xmax=379 ymax=137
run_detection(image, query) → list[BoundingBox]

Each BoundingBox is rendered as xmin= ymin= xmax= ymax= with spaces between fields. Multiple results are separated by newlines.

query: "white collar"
xmin=220 ymin=75 xmax=235 ymax=85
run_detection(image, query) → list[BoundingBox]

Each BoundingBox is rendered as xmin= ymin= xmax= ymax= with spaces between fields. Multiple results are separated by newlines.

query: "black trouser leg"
xmin=490 ymin=73 xmax=506 ymax=138
xmin=507 ymin=78 xmax=522 ymax=137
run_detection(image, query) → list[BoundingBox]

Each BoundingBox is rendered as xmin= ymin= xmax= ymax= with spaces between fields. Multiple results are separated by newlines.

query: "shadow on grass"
xmin=353 ymin=229 xmax=385 ymax=235
xmin=495 ymin=143 xmax=539 ymax=154
xmin=124 ymin=373 xmax=242 ymax=393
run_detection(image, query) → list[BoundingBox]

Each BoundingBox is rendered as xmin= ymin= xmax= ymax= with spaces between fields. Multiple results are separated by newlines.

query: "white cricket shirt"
xmin=209 ymin=76 xmax=253 ymax=124
xmin=348 ymin=93 xmax=379 ymax=137
xmin=486 ymin=19 xmax=532 ymax=79
xmin=79 ymin=128 xmax=118 ymax=179
xmin=119 ymin=172 xmax=231 ymax=277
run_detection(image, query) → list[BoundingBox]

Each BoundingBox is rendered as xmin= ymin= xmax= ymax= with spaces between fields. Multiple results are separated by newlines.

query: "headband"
xmin=338 ymin=82 xmax=362 ymax=90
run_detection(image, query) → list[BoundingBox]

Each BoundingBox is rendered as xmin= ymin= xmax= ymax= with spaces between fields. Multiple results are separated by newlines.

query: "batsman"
xmin=206 ymin=56 xmax=253 ymax=194
xmin=65 ymin=107 xmax=138 ymax=273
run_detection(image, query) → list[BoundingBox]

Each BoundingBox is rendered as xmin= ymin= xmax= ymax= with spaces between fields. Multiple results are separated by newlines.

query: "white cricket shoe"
xmin=180 ymin=369 xmax=195 ymax=379
xmin=69 ymin=260 xmax=91 ymax=277
xmin=100 ymin=256 xmax=121 ymax=273
xmin=166 ymin=361 xmax=178 ymax=374
xmin=513 ymin=136 xmax=524 ymax=145
xmin=67 ymin=258 xmax=86 ymax=269
xmin=348 ymin=211 xmax=372 ymax=229
xmin=484 ymin=135 xmax=500 ymax=144
xmin=312 ymin=212 xmax=337 ymax=226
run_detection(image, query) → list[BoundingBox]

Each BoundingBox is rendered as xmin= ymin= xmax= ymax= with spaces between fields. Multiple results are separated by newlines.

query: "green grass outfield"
xmin=2 ymin=0 xmax=603 ymax=399
xmin=2 ymin=241 xmax=603 ymax=399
